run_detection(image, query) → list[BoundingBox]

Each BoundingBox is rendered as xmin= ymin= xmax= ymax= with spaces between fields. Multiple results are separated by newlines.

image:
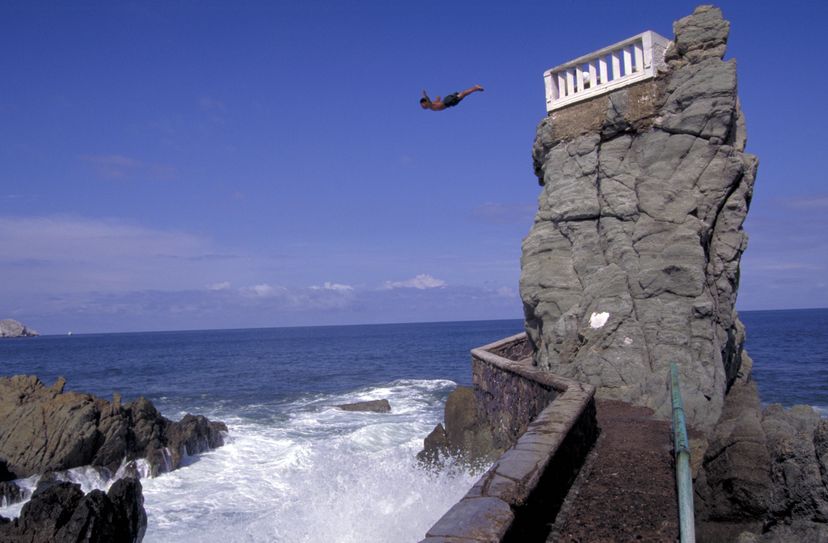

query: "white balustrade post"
xmin=611 ymin=51 xmax=621 ymax=81
xmin=623 ymin=47 xmax=632 ymax=76
xmin=544 ymin=72 xmax=555 ymax=103
xmin=589 ymin=62 xmax=598 ymax=87
xmin=633 ymin=40 xmax=644 ymax=73
xmin=599 ymin=57 xmax=608 ymax=86
xmin=642 ymin=31 xmax=654 ymax=69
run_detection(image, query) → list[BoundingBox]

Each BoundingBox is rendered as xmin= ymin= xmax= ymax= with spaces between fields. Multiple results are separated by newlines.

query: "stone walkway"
xmin=547 ymin=400 xmax=679 ymax=542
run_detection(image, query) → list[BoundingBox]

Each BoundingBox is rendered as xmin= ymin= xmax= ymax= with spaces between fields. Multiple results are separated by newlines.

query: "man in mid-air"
xmin=420 ymin=84 xmax=484 ymax=111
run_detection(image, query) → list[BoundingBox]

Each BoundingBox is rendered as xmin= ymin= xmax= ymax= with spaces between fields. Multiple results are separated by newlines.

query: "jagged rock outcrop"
xmin=0 ymin=319 xmax=38 ymax=338
xmin=694 ymin=355 xmax=828 ymax=542
xmin=0 ymin=375 xmax=227 ymax=479
xmin=0 ymin=478 xmax=146 ymax=542
xmin=521 ymin=4 xmax=755 ymax=432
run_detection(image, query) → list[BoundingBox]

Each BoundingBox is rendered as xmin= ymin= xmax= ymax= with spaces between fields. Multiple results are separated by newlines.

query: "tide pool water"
xmin=0 ymin=312 xmax=825 ymax=541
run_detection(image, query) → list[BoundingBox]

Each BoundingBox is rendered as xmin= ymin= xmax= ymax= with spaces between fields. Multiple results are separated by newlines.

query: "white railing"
xmin=544 ymin=30 xmax=671 ymax=112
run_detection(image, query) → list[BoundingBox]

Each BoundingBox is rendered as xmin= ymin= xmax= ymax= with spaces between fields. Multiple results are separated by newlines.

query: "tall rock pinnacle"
xmin=521 ymin=5 xmax=756 ymax=431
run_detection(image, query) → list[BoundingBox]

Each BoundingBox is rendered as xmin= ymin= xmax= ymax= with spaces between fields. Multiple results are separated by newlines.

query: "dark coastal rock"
xmin=0 ymin=460 xmax=14 ymax=482
xmin=0 ymin=319 xmax=38 ymax=338
xmin=10 ymin=482 xmax=84 ymax=541
xmin=161 ymin=413 xmax=228 ymax=473
xmin=337 ymin=399 xmax=392 ymax=413
xmin=417 ymin=424 xmax=449 ymax=464
xmin=0 ymin=375 xmax=228 ymax=479
xmin=33 ymin=472 xmax=65 ymax=496
xmin=521 ymin=4 xmax=754 ymax=433
xmin=107 ymin=477 xmax=147 ymax=542
xmin=0 ymin=478 xmax=146 ymax=543
xmin=418 ymin=386 xmax=497 ymax=466
xmin=0 ymin=481 xmax=23 ymax=507
xmin=696 ymin=355 xmax=828 ymax=540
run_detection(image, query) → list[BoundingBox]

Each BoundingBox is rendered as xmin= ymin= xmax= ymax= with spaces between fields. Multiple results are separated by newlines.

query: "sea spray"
xmin=0 ymin=379 xmax=486 ymax=543
xmin=140 ymin=379 xmax=485 ymax=543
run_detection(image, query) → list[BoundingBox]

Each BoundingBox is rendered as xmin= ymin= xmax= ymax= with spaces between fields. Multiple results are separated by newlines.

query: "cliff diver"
xmin=420 ymin=84 xmax=484 ymax=111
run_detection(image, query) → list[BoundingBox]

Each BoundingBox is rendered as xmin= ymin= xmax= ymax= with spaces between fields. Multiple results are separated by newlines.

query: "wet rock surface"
xmin=418 ymin=386 xmax=498 ymax=466
xmin=0 ymin=481 xmax=24 ymax=507
xmin=0 ymin=478 xmax=146 ymax=543
xmin=0 ymin=375 xmax=228 ymax=479
xmin=337 ymin=399 xmax=392 ymax=413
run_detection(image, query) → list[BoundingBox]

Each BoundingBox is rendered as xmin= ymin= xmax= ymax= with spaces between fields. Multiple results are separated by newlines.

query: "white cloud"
xmin=208 ymin=281 xmax=231 ymax=291
xmin=15 ymin=281 xmax=524 ymax=334
xmin=384 ymin=274 xmax=446 ymax=290
xmin=241 ymin=283 xmax=283 ymax=298
xmin=310 ymin=282 xmax=354 ymax=292
xmin=0 ymin=215 xmax=269 ymax=297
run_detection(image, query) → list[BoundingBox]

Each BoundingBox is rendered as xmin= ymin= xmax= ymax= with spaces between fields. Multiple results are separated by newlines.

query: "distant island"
xmin=0 ymin=319 xmax=39 ymax=338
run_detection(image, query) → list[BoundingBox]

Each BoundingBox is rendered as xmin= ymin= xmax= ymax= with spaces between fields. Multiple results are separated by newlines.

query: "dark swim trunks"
xmin=443 ymin=92 xmax=461 ymax=108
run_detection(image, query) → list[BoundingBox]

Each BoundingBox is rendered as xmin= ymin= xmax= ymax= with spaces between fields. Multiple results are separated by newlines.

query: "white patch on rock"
xmin=589 ymin=312 xmax=610 ymax=329
xmin=624 ymin=337 xmax=633 ymax=345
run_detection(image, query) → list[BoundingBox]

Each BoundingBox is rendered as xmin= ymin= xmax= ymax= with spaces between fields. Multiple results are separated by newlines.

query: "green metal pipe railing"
xmin=670 ymin=363 xmax=696 ymax=543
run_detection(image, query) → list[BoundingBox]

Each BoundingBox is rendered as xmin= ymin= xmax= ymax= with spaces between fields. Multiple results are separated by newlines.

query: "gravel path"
xmin=548 ymin=399 xmax=679 ymax=542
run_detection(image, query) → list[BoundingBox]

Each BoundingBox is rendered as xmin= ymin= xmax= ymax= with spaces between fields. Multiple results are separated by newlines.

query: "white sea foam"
xmin=0 ymin=475 xmax=37 ymax=518
xmin=1 ymin=379 xmax=483 ymax=543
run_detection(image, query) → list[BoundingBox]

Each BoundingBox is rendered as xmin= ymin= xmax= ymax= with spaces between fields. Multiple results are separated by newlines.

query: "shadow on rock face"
xmin=0 ymin=477 xmax=146 ymax=543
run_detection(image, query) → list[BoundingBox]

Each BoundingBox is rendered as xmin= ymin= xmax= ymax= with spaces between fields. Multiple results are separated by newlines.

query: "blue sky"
xmin=1 ymin=0 xmax=826 ymax=334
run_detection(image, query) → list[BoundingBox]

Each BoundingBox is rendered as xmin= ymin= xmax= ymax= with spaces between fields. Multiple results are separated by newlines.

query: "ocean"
xmin=0 ymin=311 xmax=825 ymax=541
xmin=740 ymin=308 xmax=828 ymax=415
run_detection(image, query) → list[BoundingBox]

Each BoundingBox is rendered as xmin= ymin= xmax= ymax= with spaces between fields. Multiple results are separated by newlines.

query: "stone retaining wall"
xmin=420 ymin=333 xmax=598 ymax=543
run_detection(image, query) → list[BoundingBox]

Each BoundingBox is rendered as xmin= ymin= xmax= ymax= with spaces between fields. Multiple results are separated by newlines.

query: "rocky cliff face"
xmin=521 ymin=5 xmax=755 ymax=432
xmin=522 ymin=5 xmax=828 ymax=540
